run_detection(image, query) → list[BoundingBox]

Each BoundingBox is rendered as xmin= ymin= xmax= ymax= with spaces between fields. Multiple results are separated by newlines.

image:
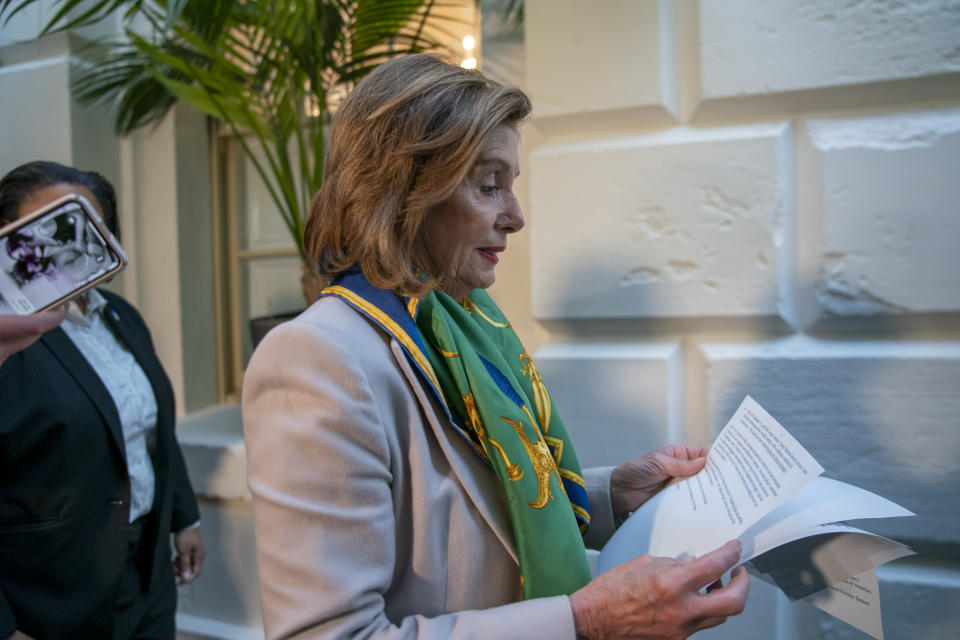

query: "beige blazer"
xmin=242 ymin=295 xmax=618 ymax=639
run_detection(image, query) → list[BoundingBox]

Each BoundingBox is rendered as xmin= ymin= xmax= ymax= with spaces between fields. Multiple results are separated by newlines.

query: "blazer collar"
xmin=37 ymin=293 xmax=170 ymax=467
xmin=39 ymin=326 xmax=126 ymax=463
xmin=322 ymin=268 xmax=517 ymax=562
xmin=320 ymin=267 xmax=452 ymax=424
xmin=389 ymin=340 xmax=517 ymax=563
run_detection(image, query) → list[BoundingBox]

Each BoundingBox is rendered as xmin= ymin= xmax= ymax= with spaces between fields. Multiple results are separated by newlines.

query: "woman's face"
xmin=423 ymin=124 xmax=524 ymax=300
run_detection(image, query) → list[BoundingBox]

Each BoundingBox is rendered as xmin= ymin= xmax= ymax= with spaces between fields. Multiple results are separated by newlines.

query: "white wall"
xmin=507 ymin=1 xmax=960 ymax=638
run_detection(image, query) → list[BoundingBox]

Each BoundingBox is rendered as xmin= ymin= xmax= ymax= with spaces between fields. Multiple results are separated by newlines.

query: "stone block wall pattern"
xmin=524 ymin=0 xmax=674 ymax=119
xmin=535 ymin=342 xmax=683 ymax=467
xmin=530 ymin=124 xmax=794 ymax=320
xmin=521 ymin=1 xmax=960 ymax=638
xmin=698 ymin=339 xmax=960 ymax=547
xmin=804 ymin=109 xmax=960 ymax=317
xmin=699 ymin=0 xmax=960 ymax=101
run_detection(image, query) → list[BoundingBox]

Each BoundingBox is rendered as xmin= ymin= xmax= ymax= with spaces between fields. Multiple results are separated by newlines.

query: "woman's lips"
xmin=477 ymin=247 xmax=504 ymax=264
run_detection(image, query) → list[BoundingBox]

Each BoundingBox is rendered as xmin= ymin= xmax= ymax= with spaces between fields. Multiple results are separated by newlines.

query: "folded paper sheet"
xmin=597 ymin=396 xmax=915 ymax=640
xmin=806 ymin=569 xmax=886 ymax=640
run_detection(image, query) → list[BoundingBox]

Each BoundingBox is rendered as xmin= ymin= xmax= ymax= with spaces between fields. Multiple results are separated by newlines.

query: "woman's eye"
xmin=481 ymin=184 xmax=499 ymax=195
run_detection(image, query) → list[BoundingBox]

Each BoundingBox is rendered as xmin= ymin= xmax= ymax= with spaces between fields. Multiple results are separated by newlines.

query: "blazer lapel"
xmin=321 ymin=273 xmax=518 ymax=563
xmin=390 ymin=340 xmax=518 ymax=564
xmin=39 ymin=327 xmax=126 ymax=464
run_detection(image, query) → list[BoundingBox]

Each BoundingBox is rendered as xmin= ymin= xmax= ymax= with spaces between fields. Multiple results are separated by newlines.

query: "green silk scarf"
xmin=415 ymin=288 xmax=593 ymax=599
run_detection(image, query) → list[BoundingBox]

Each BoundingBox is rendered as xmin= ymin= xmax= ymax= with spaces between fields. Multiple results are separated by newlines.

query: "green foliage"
xmin=0 ymin=0 xmax=451 ymax=262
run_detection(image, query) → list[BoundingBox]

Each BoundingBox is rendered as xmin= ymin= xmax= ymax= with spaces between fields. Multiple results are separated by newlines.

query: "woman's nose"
xmin=498 ymin=193 xmax=525 ymax=233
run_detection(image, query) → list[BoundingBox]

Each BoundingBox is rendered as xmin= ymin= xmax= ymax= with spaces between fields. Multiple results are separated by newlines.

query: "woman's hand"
xmin=610 ymin=445 xmax=709 ymax=516
xmin=173 ymin=527 xmax=205 ymax=584
xmin=569 ymin=539 xmax=749 ymax=640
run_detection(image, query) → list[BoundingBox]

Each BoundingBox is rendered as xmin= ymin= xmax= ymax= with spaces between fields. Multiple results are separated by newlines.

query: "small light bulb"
xmin=460 ymin=57 xmax=477 ymax=69
xmin=462 ymin=35 xmax=475 ymax=51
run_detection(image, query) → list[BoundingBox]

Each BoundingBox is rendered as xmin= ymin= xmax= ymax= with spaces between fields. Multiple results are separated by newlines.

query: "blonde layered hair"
xmin=303 ymin=53 xmax=531 ymax=296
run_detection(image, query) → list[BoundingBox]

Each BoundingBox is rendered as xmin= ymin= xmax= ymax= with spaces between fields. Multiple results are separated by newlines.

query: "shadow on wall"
xmin=533 ymin=257 xmax=793 ymax=469
xmin=532 ymin=272 xmax=673 ymax=469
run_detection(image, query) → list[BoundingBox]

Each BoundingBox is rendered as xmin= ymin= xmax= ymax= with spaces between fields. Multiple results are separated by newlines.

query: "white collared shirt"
xmin=60 ymin=290 xmax=157 ymax=523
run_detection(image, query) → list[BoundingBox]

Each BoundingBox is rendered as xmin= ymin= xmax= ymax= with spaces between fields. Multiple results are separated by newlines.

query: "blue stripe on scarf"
xmin=478 ymin=354 xmax=525 ymax=409
xmin=564 ymin=480 xmax=589 ymax=525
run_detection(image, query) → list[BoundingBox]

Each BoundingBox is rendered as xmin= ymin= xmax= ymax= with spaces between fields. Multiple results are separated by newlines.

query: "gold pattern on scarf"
xmin=558 ymin=466 xmax=586 ymax=488
xmin=463 ymin=393 xmax=521 ymax=479
xmin=545 ymin=435 xmax=564 ymax=466
xmin=502 ymin=412 xmax=565 ymax=509
xmin=461 ymin=393 xmax=489 ymax=458
xmin=519 ymin=352 xmax=552 ymax=434
xmin=462 ymin=297 xmax=510 ymax=328
xmin=487 ymin=438 xmax=524 ymax=481
xmin=438 ymin=347 xmax=459 ymax=358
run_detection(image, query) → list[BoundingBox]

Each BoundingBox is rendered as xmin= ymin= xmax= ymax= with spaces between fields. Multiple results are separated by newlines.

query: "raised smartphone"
xmin=0 ymin=193 xmax=127 ymax=315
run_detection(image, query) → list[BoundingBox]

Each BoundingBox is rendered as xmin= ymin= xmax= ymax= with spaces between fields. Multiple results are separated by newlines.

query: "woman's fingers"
xmin=0 ymin=308 xmax=65 ymax=364
xmin=571 ymin=542 xmax=750 ymax=638
xmin=659 ymin=443 xmax=710 ymax=462
xmin=0 ymin=307 xmax=64 ymax=338
xmin=679 ymin=539 xmax=743 ymax=591
xmin=698 ymin=565 xmax=750 ymax=619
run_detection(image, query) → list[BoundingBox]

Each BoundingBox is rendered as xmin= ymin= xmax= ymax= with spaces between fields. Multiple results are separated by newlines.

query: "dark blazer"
xmin=0 ymin=290 xmax=200 ymax=639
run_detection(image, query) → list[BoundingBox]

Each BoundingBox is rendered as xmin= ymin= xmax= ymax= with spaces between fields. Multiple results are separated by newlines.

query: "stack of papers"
xmin=598 ymin=396 xmax=915 ymax=640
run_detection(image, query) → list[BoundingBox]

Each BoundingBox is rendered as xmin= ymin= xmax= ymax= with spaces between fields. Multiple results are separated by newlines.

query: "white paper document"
xmin=744 ymin=484 xmax=914 ymax=565
xmin=806 ymin=569 xmax=886 ymax=640
xmin=597 ymin=395 xmax=915 ymax=640
xmin=750 ymin=523 xmax=913 ymax=601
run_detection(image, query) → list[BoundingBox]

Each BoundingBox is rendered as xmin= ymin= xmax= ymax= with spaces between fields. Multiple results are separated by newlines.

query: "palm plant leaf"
xmin=351 ymin=0 xmax=428 ymax=54
xmin=1 ymin=0 xmax=457 ymax=267
xmin=73 ymin=45 xmax=179 ymax=132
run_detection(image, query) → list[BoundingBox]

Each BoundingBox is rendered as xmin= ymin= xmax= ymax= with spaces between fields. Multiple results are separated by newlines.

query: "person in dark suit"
xmin=0 ymin=161 xmax=204 ymax=640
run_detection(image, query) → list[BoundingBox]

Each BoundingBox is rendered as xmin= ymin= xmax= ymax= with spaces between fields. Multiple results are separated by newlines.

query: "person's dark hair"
xmin=303 ymin=53 xmax=532 ymax=296
xmin=0 ymin=160 xmax=120 ymax=240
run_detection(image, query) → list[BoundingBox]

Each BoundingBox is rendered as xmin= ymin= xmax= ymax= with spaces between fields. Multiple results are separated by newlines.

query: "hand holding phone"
xmin=0 ymin=194 xmax=126 ymax=315
xmin=0 ymin=308 xmax=64 ymax=365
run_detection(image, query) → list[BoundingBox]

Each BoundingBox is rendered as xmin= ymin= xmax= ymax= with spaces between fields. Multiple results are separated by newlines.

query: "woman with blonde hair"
xmin=243 ymin=53 xmax=748 ymax=639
